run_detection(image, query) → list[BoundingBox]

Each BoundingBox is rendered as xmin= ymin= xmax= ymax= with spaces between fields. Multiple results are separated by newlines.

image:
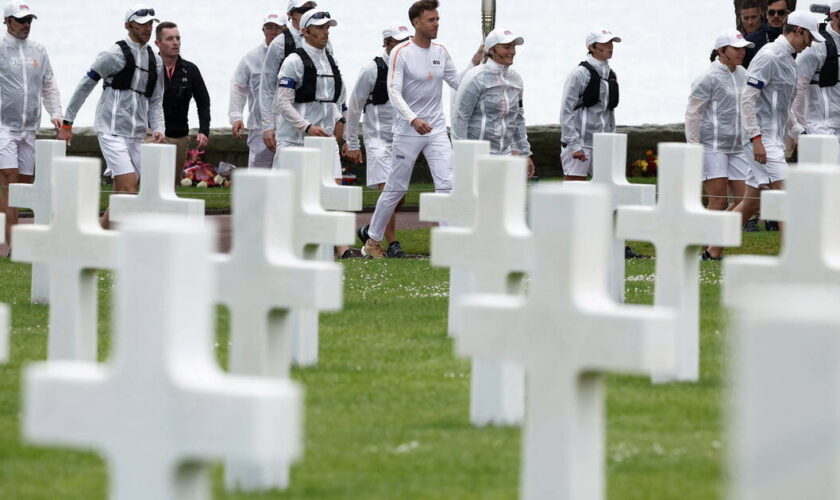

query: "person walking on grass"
xmin=229 ymin=13 xmax=285 ymax=168
xmin=732 ymin=10 xmax=824 ymax=238
xmin=343 ymin=23 xmax=411 ymax=258
xmin=0 ymin=1 xmax=64 ymax=256
xmin=58 ymin=3 xmax=165 ymax=229
xmin=686 ymin=30 xmax=753 ymax=260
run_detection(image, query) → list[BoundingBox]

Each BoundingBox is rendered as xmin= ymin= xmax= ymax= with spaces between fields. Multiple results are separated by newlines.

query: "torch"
xmin=482 ymin=0 xmax=496 ymax=39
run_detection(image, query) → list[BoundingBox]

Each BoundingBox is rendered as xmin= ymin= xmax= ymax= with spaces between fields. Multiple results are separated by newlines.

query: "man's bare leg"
xmin=0 ymin=168 xmax=18 ymax=250
xmin=101 ymin=172 xmax=138 ymax=229
xmin=334 ymin=177 xmax=350 ymax=257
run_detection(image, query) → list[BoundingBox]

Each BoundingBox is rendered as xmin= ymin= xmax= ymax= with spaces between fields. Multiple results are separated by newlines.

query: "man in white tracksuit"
xmin=0 ymin=1 xmax=63 ymax=252
xmin=792 ymin=1 xmax=840 ymax=163
xmin=59 ymin=3 xmax=166 ymax=228
xmin=453 ymin=27 xmax=535 ymax=176
xmin=343 ymin=23 xmax=411 ymax=258
xmin=360 ymin=0 xmax=473 ymax=259
xmin=229 ymin=12 xmax=285 ymax=168
xmin=259 ymin=0 xmax=320 ymax=153
xmin=733 ymin=10 xmax=823 ymax=228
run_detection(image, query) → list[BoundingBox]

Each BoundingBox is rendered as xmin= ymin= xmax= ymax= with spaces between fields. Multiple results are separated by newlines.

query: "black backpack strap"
xmin=818 ymin=25 xmax=839 ymax=87
xmin=106 ymin=40 xmax=136 ymax=91
xmin=574 ymin=61 xmax=601 ymax=110
xmin=607 ymin=69 xmax=619 ymax=110
xmin=326 ymin=52 xmax=342 ymax=103
xmin=284 ymin=32 xmax=297 ymax=62
xmin=144 ymin=46 xmax=157 ymax=98
xmin=294 ymin=48 xmax=317 ymax=103
xmin=367 ymin=57 xmax=389 ymax=106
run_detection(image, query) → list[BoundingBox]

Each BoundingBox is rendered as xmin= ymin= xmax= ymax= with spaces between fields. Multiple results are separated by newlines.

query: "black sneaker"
xmin=625 ymin=245 xmax=650 ymax=259
xmin=701 ymin=250 xmax=722 ymax=261
xmin=764 ymin=220 xmax=780 ymax=232
xmin=339 ymin=248 xmax=362 ymax=259
xmin=357 ymin=224 xmax=371 ymax=246
xmin=743 ymin=219 xmax=760 ymax=232
xmin=386 ymin=241 xmax=407 ymax=258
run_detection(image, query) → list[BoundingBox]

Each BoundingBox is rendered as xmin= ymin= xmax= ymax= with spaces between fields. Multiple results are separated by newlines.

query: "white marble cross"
xmin=420 ymin=141 xmax=486 ymax=334
xmin=304 ymin=136 xmax=363 ymax=212
xmin=215 ymin=169 xmax=343 ymax=491
xmin=23 ymin=214 xmax=302 ymax=500
xmin=724 ymin=164 xmax=840 ymax=303
xmin=728 ymin=287 xmax=840 ymax=500
xmin=9 ymin=139 xmax=66 ymax=304
xmin=431 ymin=152 xmax=529 ymax=426
xmin=760 ymin=135 xmax=838 ymax=223
xmin=109 ymin=144 xmax=204 ymax=225
xmin=616 ymin=143 xmax=741 ymax=382
xmin=590 ymin=133 xmax=656 ymax=302
xmin=455 ymin=181 xmax=676 ymax=500
xmin=274 ymin=146 xmax=355 ymax=366
xmin=0 ymin=212 xmax=7 ymax=362
xmin=12 ymin=157 xmax=117 ymax=361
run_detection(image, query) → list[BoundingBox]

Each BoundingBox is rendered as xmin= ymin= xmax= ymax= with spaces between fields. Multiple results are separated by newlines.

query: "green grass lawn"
xmin=0 ymin=228 xmax=782 ymax=499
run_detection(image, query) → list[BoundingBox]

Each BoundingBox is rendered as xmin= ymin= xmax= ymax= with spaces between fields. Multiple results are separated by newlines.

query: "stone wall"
xmin=39 ymin=124 xmax=686 ymax=183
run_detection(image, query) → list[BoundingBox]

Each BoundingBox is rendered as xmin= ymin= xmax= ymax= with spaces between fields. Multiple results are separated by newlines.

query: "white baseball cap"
xmin=832 ymin=1 xmax=840 ymax=14
xmin=4 ymin=1 xmax=36 ymax=19
xmin=484 ymin=28 xmax=524 ymax=51
xmin=301 ymin=9 xmax=336 ymax=28
xmin=714 ymin=29 xmax=755 ymax=50
xmin=287 ymin=0 xmax=316 ymax=12
xmin=383 ymin=23 xmax=411 ymax=41
xmin=263 ymin=12 xmax=286 ymax=27
xmin=786 ymin=10 xmax=825 ymax=42
xmin=125 ymin=4 xmax=158 ymax=24
xmin=586 ymin=28 xmax=621 ymax=47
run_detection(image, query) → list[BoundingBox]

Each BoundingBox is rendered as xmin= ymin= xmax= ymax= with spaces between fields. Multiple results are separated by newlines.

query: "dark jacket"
xmin=162 ymin=56 xmax=210 ymax=138
xmin=743 ymin=22 xmax=784 ymax=68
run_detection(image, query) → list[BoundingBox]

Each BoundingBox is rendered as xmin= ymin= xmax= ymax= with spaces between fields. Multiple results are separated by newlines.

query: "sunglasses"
xmin=304 ymin=11 xmax=331 ymax=26
xmin=129 ymin=8 xmax=155 ymax=20
xmin=12 ymin=16 xmax=34 ymax=24
xmin=767 ymin=9 xmax=787 ymax=16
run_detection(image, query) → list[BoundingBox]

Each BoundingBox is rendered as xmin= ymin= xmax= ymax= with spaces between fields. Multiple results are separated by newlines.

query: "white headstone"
xmin=275 ymin=146 xmax=355 ymax=366
xmin=728 ymin=288 xmax=840 ymax=500
xmin=455 ymin=182 xmax=676 ymax=500
xmin=760 ymin=135 xmax=838 ymax=223
xmin=431 ymin=153 xmax=530 ymax=426
xmin=12 ymin=157 xmax=117 ymax=361
xmin=724 ymin=164 xmax=840 ymax=304
xmin=304 ymin=136 xmax=363 ymax=212
xmin=23 ymin=215 xmax=302 ymax=500
xmin=590 ymin=133 xmax=656 ymax=302
xmin=420 ymin=141 xmax=487 ymax=335
xmin=215 ymin=169 xmax=343 ymax=491
xmin=109 ymin=144 xmax=204 ymax=225
xmin=616 ymin=143 xmax=741 ymax=382
xmin=0 ymin=212 xmax=6 ymax=362
xmin=9 ymin=139 xmax=66 ymax=303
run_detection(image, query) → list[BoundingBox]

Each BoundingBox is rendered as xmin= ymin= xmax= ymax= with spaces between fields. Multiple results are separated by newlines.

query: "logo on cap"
xmin=268 ymin=14 xmax=278 ymax=19
xmin=504 ymin=30 xmax=512 ymax=35
xmin=736 ymin=33 xmax=744 ymax=39
xmin=19 ymin=4 xmax=30 ymax=9
xmin=602 ymin=30 xmax=610 ymax=34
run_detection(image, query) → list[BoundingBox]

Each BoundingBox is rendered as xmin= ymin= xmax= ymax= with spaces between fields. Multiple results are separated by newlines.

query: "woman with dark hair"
xmin=685 ymin=29 xmax=753 ymax=260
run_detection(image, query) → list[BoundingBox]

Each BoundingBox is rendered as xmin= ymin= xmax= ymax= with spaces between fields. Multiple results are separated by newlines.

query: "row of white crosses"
xmin=14 ymin=139 xmax=356 ymax=497
xmin=725 ymin=135 xmax=840 ymax=499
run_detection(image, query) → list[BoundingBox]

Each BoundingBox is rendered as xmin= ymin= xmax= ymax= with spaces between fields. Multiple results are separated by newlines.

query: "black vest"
xmin=293 ymin=48 xmax=343 ymax=104
xmin=281 ymin=32 xmax=297 ymax=66
xmin=813 ymin=23 xmax=839 ymax=88
xmin=105 ymin=40 xmax=157 ymax=98
xmin=366 ymin=57 xmax=389 ymax=107
xmin=575 ymin=61 xmax=619 ymax=111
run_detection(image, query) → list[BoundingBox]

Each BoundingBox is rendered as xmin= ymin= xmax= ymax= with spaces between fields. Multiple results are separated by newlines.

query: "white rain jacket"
xmin=64 ymin=37 xmax=165 ymax=139
xmin=0 ymin=33 xmax=62 ymax=131
xmin=229 ymin=42 xmax=268 ymax=131
xmin=452 ymin=59 xmax=531 ymax=155
xmin=741 ymin=36 xmax=799 ymax=146
xmin=793 ymin=24 xmax=840 ymax=130
xmin=559 ymin=55 xmax=616 ymax=152
xmin=685 ymin=60 xmax=748 ymax=153
xmin=344 ymin=53 xmax=396 ymax=149
xmin=272 ymin=40 xmax=345 ymax=145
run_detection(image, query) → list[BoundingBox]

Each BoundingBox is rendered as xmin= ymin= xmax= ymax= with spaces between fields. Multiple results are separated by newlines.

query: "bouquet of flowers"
xmin=628 ymin=149 xmax=658 ymax=178
xmin=180 ymin=149 xmax=231 ymax=188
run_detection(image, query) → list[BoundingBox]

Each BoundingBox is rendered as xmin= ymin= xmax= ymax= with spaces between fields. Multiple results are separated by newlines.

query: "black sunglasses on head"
xmin=129 ymin=8 xmax=155 ymax=20
xmin=307 ymin=11 xmax=331 ymax=22
xmin=767 ymin=9 xmax=787 ymax=16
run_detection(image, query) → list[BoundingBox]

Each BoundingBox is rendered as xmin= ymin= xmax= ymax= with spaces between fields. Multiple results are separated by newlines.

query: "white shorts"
xmin=561 ymin=146 xmax=593 ymax=177
xmin=746 ymin=143 xmax=787 ymax=188
xmin=703 ymin=150 xmax=750 ymax=181
xmin=364 ymin=137 xmax=393 ymax=187
xmin=275 ymin=139 xmax=342 ymax=179
xmin=0 ymin=128 xmax=36 ymax=175
xmin=247 ymin=129 xmax=275 ymax=168
xmin=98 ymin=134 xmax=142 ymax=177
